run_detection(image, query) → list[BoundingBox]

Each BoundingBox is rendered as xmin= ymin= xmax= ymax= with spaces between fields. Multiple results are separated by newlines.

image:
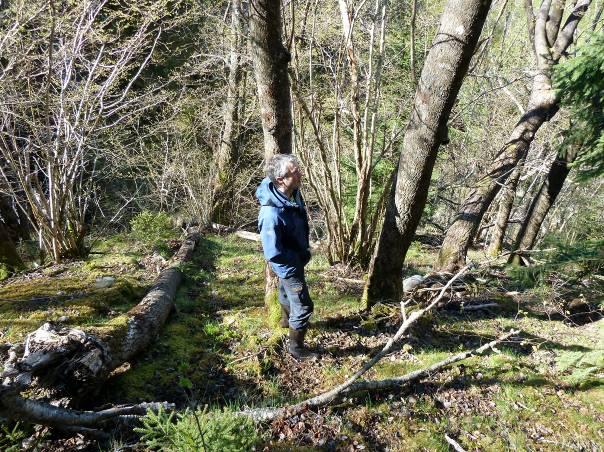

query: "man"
xmin=256 ymin=154 xmax=318 ymax=361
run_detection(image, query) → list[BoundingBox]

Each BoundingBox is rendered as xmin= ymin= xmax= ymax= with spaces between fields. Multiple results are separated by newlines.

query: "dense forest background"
xmin=1 ymin=0 xmax=602 ymax=269
xmin=0 ymin=0 xmax=603 ymax=449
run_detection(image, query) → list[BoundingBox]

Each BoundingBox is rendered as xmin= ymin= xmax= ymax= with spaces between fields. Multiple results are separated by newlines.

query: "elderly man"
xmin=256 ymin=154 xmax=318 ymax=361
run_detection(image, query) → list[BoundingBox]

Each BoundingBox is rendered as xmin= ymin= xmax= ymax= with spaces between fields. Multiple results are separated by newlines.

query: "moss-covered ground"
xmin=0 ymin=233 xmax=158 ymax=346
xmin=100 ymin=234 xmax=604 ymax=451
xmin=1 ymin=233 xmax=602 ymax=450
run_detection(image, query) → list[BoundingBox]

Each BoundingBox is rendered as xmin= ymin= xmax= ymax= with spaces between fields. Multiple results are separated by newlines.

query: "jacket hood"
xmin=255 ymin=177 xmax=301 ymax=208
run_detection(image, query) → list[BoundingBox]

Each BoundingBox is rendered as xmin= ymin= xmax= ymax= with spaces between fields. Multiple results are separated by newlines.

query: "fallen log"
xmin=0 ymin=229 xmax=200 ymax=427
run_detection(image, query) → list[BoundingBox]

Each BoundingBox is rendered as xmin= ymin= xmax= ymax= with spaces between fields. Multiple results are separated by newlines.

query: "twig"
xmin=445 ymin=434 xmax=467 ymax=452
xmin=227 ymin=351 xmax=263 ymax=365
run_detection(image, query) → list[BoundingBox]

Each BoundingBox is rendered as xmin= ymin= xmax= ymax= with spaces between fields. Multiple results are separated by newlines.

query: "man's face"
xmin=276 ymin=162 xmax=302 ymax=193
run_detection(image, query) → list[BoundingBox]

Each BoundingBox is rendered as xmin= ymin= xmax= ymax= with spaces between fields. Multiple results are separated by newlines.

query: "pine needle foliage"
xmin=554 ymin=34 xmax=604 ymax=180
xmin=135 ymin=405 xmax=259 ymax=451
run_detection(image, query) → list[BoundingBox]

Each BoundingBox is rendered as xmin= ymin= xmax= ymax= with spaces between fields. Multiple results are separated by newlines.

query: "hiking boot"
xmin=288 ymin=327 xmax=318 ymax=361
xmin=279 ymin=305 xmax=290 ymax=328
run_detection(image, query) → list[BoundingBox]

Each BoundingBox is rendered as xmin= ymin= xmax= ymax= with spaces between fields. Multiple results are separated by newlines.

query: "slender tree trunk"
xmin=437 ymin=0 xmax=591 ymax=272
xmin=213 ymin=0 xmax=245 ymax=224
xmin=487 ymin=158 xmax=525 ymax=256
xmin=249 ymin=0 xmax=292 ymax=308
xmin=362 ymin=0 xmax=492 ymax=307
xmin=509 ymin=148 xmax=576 ymax=263
xmin=410 ymin=0 xmax=418 ymax=81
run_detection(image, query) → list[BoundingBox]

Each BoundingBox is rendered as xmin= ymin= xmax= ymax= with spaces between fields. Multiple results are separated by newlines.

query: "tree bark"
xmin=1 ymin=230 xmax=200 ymax=408
xmin=509 ymin=148 xmax=576 ymax=263
xmin=362 ymin=0 xmax=492 ymax=306
xmin=437 ymin=0 xmax=591 ymax=272
xmin=0 ymin=223 xmax=23 ymax=275
xmin=249 ymin=0 xmax=293 ymax=308
xmin=249 ymin=0 xmax=292 ymax=160
xmin=487 ymin=158 xmax=525 ymax=256
xmin=213 ymin=0 xmax=245 ymax=224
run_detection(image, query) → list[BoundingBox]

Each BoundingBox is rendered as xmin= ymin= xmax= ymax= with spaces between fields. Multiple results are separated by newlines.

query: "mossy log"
xmin=0 ymin=229 xmax=200 ymax=428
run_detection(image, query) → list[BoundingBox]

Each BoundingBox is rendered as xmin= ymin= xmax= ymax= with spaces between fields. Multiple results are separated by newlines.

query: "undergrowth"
xmin=135 ymin=406 xmax=259 ymax=451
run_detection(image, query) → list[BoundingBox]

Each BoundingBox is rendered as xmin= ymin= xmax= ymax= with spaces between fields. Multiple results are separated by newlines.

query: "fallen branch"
xmin=318 ymin=274 xmax=365 ymax=285
xmin=445 ymin=434 xmax=467 ymax=452
xmin=244 ymin=329 xmax=519 ymax=422
xmin=0 ymin=391 xmax=173 ymax=429
xmin=461 ymin=302 xmax=500 ymax=311
xmin=211 ymin=223 xmax=322 ymax=249
xmin=244 ymin=264 xmax=476 ymax=422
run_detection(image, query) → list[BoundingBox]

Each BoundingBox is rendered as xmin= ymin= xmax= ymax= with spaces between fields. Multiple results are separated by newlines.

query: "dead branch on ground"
xmin=244 ymin=329 xmax=519 ymax=422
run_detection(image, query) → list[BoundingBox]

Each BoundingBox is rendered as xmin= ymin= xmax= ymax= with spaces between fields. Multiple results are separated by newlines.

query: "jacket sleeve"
xmin=258 ymin=208 xmax=301 ymax=278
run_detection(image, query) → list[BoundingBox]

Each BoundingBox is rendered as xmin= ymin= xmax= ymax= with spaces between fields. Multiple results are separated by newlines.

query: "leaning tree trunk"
xmin=362 ymin=0 xmax=493 ymax=307
xmin=509 ymin=148 xmax=576 ymax=264
xmin=1 ymin=230 xmax=200 ymax=421
xmin=487 ymin=158 xmax=525 ymax=256
xmin=249 ymin=0 xmax=293 ymax=310
xmin=213 ymin=0 xmax=245 ymax=224
xmin=437 ymin=0 xmax=591 ymax=272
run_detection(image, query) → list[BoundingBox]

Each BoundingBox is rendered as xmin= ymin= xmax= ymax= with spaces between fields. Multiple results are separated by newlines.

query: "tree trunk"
xmin=0 ymin=195 xmax=26 ymax=275
xmin=362 ymin=0 xmax=492 ymax=307
xmin=213 ymin=0 xmax=245 ymax=224
xmin=487 ymin=158 xmax=525 ymax=256
xmin=249 ymin=0 xmax=292 ymax=308
xmin=249 ymin=0 xmax=292 ymax=160
xmin=0 ymin=223 xmax=23 ymax=276
xmin=1 ymin=230 xmax=200 ymax=405
xmin=437 ymin=0 xmax=591 ymax=272
xmin=509 ymin=149 xmax=576 ymax=264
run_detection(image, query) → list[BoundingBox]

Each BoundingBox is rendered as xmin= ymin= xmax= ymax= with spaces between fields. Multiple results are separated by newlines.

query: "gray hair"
xmin=265 ymin=154 xmax=300 ymax=184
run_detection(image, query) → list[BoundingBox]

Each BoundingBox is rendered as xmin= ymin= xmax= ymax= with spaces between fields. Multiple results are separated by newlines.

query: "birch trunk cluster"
xmin=437 ymin=0 xmax=592 ymax=272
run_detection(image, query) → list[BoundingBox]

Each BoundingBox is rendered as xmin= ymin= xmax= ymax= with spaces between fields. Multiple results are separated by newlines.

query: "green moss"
xmin=0 ymin=274 xmax=146 ymax=344
xmin=0 ymin=264 xmax=9 ymax=281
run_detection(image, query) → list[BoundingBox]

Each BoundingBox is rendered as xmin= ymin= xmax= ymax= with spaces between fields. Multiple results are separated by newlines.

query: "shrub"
xmin=507 ymin=237 xmax=604 ymax=288
xmin=129 ymin=211 xmax=178 ymax=256
xmin=0 ymin=422 xmax=28 ymax=452
xmin=135 ymin=406 xmax=259 ymax=451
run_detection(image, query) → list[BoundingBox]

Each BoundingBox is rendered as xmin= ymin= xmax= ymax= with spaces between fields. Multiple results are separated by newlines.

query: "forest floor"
xmin=1 ymin=232 xmax=603 ymax=451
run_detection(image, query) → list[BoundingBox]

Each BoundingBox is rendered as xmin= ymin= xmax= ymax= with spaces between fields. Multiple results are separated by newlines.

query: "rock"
xmin=403 ymin=275 xmax=424 ymax=293
xmin=95 ymin=276 xmax=116 ymax=289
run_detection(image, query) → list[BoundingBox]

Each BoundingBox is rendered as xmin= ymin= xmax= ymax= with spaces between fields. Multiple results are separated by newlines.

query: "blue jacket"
xmin=256 ymin=177 xmax=311 ymax=278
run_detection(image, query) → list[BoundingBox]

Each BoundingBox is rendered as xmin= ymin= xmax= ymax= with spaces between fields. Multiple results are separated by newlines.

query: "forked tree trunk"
xmin=362 ymin=0 xmax=492 ymax=307
xmin=509 ymin=148 xmax=576 ymax=264
xmin=487 ymin=158 xmax=525 ymax=256
xmin=437 ymin=0 xmax=591 ymax=272
xmin=249 ymin=0 xmax=292 ymax=308
xmin=213 ymin=0 xmax=245 ymax=224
